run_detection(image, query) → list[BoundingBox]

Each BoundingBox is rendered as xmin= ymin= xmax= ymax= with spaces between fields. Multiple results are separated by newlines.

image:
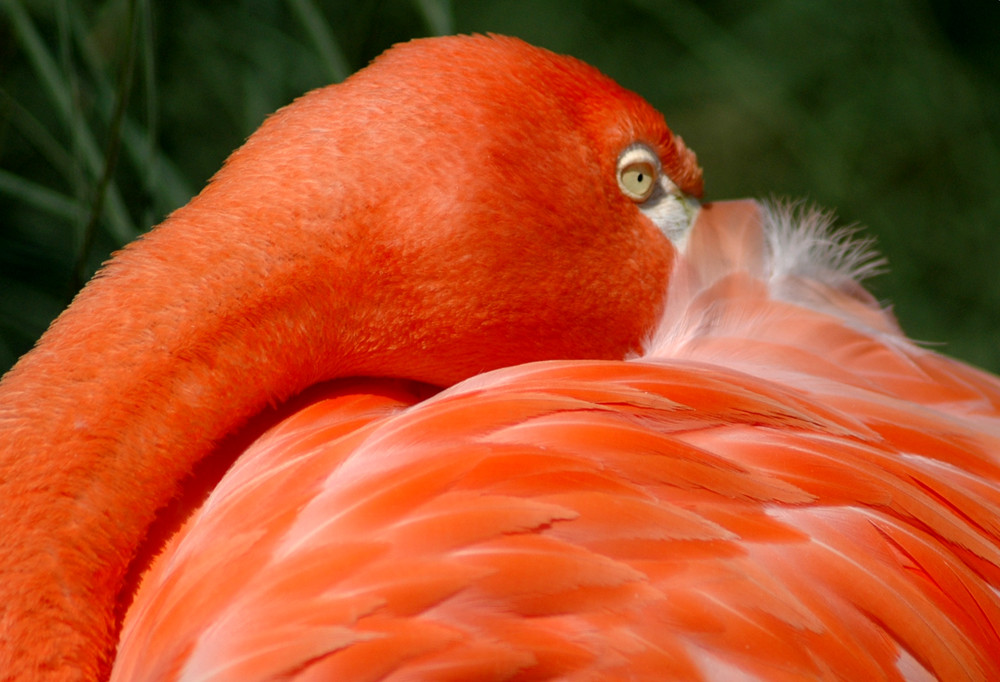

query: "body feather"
xmin=114 ymin=202 xmax=1000 ymax=680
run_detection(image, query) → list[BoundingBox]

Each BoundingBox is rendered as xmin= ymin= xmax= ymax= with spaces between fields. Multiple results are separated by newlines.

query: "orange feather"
xmin=2 ymin=34 xmax=999 ymax=681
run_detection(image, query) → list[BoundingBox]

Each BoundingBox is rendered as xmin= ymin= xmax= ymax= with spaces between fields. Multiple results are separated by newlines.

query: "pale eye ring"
xmin=616 ymin=144 xmax=660 ymax=202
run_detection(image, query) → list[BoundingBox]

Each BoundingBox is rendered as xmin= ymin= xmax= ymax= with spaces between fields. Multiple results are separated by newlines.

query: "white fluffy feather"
xmin=644 ymin=199 xmax=901 ymax=359
xmin=762 ymin=199 xmax=887 ymax=295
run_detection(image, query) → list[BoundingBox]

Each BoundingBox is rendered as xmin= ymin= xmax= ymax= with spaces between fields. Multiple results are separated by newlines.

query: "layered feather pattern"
xmin=113 ymin=201 xmax=1000 ymax=681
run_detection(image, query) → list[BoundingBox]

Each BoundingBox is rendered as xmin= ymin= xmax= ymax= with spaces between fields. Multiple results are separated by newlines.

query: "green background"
xmin=2 ymin=0 xmax=998 ymax=375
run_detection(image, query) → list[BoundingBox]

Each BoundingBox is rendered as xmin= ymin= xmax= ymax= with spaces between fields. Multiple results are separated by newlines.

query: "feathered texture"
xmin=651 ymin=200 xmax=902 ymax=361
xmin=2 ymin=31 xmax=996 ymax=682
xmin=0 ymin=35 xmax=700 ymax=681
xmin=763 ymin=200 xmax=887 ymax=291
xmin=113 ymin=199 xmax=1000 ymax=681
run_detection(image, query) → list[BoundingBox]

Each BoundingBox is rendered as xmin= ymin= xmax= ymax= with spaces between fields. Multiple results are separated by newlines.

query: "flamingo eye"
xmin=616 ymin=144 xmax=659 ymax=202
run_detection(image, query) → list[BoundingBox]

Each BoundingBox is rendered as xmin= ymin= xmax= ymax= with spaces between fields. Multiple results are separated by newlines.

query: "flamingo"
xmin=1 ymin=33 xmax=998 ymax=681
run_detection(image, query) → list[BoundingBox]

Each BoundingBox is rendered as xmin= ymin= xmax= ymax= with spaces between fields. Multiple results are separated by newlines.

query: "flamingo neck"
xmin=0 ymin=202 xmax=397 ymax=679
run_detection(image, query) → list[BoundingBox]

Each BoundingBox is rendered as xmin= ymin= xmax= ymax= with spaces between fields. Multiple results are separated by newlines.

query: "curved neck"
xmin=0 ymin=203 xmax=376 ymax=679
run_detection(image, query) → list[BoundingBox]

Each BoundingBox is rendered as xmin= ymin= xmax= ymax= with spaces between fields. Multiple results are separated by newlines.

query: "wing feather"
xmin=113 ymin=202 xmax=1000 ymax=680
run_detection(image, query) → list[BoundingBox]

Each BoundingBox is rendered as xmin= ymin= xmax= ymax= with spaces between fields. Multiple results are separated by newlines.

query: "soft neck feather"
xmin=651 ymin=200 xmax=901 ymax=359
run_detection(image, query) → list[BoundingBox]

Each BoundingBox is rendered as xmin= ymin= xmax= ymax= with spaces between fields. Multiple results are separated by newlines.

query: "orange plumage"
xmin=1 ymin=34 xmax=999 ymax=681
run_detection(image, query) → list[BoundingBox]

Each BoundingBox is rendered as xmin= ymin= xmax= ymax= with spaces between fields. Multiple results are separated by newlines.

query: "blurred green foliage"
xmin=1 ymin=0 xmax=998 ymax=374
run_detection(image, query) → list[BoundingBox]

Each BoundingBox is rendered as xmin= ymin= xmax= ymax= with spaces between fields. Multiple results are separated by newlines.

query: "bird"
xmin=1 ymin=33 xmax=999 ymax=681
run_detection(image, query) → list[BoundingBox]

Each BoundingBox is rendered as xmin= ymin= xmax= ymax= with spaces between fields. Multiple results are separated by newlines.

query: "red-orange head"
xmin=154 ymin=33 xmax=705 ymax=387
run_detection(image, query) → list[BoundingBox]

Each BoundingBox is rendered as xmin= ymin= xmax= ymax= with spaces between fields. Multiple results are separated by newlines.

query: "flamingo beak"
xmin=639 ymin=175 xmax=702 ymax=252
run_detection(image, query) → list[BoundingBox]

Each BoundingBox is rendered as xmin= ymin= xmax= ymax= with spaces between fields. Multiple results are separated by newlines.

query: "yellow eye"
xmin=616 ymin=145 xmax=659 ymax=202
xmin=619 ymin=162 xmax=656 ymax=200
